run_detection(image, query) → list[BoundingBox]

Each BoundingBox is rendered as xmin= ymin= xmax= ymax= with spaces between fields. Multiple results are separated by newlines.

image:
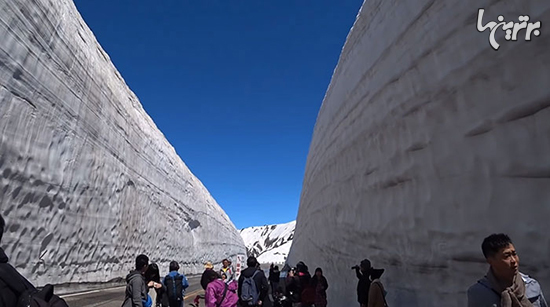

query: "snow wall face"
xmin=0 ymin=0 xmax=246 ymax=286
xmin=287 ymin=0 xmax=550 ymax=306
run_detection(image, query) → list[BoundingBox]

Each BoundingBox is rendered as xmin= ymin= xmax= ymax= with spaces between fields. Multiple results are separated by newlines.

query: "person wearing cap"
xmin=353 ymin=259 xmax=373 ymax=307
xmin=367 ymin=267 xmax=388 ymax=307
xmin=162 ymin=261 xmax=189 ymax=307
xmin=201 ymin=261 xmax=217 ymax=290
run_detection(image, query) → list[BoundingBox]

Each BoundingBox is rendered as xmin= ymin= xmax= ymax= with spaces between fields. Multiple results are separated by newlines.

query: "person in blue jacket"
xmin=163 ymin=261 xmax=189 ymax=307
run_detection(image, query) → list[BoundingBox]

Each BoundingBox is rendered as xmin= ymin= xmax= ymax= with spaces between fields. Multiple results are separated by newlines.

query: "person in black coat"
xmin=238 ymin=256 xmax=269 ymax=306
xmin=269 ymin=264 xmax=281 ymax=295
xmin=353 ymin=259 xmax=372 ymax=307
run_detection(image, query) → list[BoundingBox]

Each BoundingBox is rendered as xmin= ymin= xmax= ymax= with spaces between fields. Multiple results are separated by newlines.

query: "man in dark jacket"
xmin=238 ymin=256 xmax=268 ymax=306
xmin=122 ymin=254 xmax=150 ymax=307
xmin=269 ymin=264 xmax=281 ymax=295
xmin=354 ymin=259 xmax=372 ymax=307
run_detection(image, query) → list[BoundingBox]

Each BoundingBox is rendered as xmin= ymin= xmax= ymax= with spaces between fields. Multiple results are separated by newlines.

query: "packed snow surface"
xmin=0 ymin=0 xmax=246 ymax=286
xmin=287 ymin=0 xmax=550 ymax=306
xmin=240 ymin=221 xmax=295 ymax=264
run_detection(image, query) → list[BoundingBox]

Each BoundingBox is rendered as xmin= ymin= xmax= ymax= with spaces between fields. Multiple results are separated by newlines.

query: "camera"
xmin=351 ymin=265 xmax=359 ymax=270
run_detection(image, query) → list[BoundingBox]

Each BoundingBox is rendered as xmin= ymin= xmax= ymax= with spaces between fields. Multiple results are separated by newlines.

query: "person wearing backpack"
xmin=237 ymin=256 xmax=268 ymax=307
xmin=204 ymin=269 xmax=239 ymax=307
xmin=162 ymin=261 xmax=189 ymax=307
xmin=122 ymin=254 xmax=150 ymax=307
xmin=0 ymin=213 xmax=69 ymax=307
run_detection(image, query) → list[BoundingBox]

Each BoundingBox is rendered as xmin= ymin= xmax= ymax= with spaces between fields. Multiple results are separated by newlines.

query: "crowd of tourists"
xmin=0 ymin=211 xmax=548 ymax=307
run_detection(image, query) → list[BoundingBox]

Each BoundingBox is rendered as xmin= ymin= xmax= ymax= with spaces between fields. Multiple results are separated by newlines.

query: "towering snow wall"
xmin=288 ymin=0 xmax=550 ymax=306
xmin=0 ymin=0 xmax=246 ymax=286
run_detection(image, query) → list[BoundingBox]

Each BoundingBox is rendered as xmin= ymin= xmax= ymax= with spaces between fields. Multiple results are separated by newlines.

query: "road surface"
xmin=61 ymin=276 xmax=203 ymax=307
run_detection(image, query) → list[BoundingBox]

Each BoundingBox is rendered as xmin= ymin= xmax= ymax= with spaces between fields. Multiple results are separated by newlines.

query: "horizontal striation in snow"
xmin=0 ymin=0 xmax=246 ymax=286
xmin=288 ymin=0 xmax=550 ymax=306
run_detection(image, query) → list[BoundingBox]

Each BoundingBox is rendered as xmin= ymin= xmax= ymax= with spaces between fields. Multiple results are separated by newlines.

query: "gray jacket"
xmin=122 ymin=270 xmax=148 ymax=307
xmin=467 ymin=272 xmax=548 ymax=307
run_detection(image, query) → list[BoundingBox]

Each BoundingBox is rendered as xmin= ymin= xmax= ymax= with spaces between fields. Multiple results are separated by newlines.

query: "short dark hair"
xmin=136 ymin=254 xmax=149 ymax=271
xmin=222 ymin=258 xmax=229 ymax=263
xmin=0 ymin=214 xmax=4 ymax=243
xmin=169 ymin=261 xmax=180 ymax=272
xmin=247 ymin=256 xmax=258 ymax=268
xmin=482 ymin=233 xmax=513 ymax=258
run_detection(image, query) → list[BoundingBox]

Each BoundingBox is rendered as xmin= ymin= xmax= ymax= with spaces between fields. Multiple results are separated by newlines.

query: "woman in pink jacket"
xmin=204 ymin=269 xmax=239 ymax=307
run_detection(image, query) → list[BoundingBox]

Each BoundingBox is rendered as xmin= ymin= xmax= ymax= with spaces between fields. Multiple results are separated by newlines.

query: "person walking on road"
xmin=238 ymin=256 xmax=269 ymax=307
xmin=122 ymin=254 xmax=150 ymax=307
xmin=467 ymin=233 xmax=548 ymax=307
xmin=163 ymin=261 xmax=189 ymax=307
xmin=204 ymin=269 xmax=239 ymax=307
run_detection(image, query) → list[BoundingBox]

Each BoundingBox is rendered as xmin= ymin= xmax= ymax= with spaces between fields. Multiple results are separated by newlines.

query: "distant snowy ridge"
xmin=240 ymin=221 xmax=295 ymax=264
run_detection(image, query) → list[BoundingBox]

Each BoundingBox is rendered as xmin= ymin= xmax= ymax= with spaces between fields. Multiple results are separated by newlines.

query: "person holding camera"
xmin=353 ymin=259 xmax=373 ymax=307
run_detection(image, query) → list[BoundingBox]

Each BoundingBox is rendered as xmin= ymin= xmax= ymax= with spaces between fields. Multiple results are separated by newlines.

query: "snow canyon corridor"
xmin=0 ymin=0 xmax=549 ymax=307
xmin=287 ymin=0 xmax=550 ymax=306
xmin=0 ymin=0 xmax=246 ymax=286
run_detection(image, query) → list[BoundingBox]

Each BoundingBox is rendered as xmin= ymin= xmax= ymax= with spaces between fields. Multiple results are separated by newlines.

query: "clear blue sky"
xmin=73 ymin=0 xmax=363 ymax=229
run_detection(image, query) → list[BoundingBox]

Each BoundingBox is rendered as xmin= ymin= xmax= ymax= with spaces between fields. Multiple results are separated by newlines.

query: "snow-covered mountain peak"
xmin=240 ymin=221 xmax=295 ymax=264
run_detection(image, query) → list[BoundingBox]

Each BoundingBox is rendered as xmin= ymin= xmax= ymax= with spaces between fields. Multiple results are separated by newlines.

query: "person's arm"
xmin=539 ymin=290 xmax=548 ymax=307
xmin=323 ymin=277 xmax=329 ymax=290
xmin=130 ymin=278 xmax=144 ymax=307
xmin=259 ymin=272 xmax=269 ymax=302
xmin=204 ymin=284 xmax=217 ymax=307
xmin=237 ymin=275 xmax=243 ymax=299
xmin=229 ymin=266 xmax=235 ymax=281
xmin=355 ymin=267 xmax=362 ymax=280
xmin=182 ymin=275 xmax=189 ymax=290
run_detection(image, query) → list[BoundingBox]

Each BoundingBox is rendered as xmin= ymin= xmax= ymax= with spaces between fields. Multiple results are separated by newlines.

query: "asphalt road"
xmin=61 ymin=276 xmax=203 ymax=307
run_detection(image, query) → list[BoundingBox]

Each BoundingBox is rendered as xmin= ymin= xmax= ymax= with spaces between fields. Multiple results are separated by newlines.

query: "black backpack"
xmin=0 ymin=264 xmax=68 ymax=307
xmin=17 ymin=284 xmax=69 ymax=307
xmin=165 ymin=274 xmax=184 ymax=302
